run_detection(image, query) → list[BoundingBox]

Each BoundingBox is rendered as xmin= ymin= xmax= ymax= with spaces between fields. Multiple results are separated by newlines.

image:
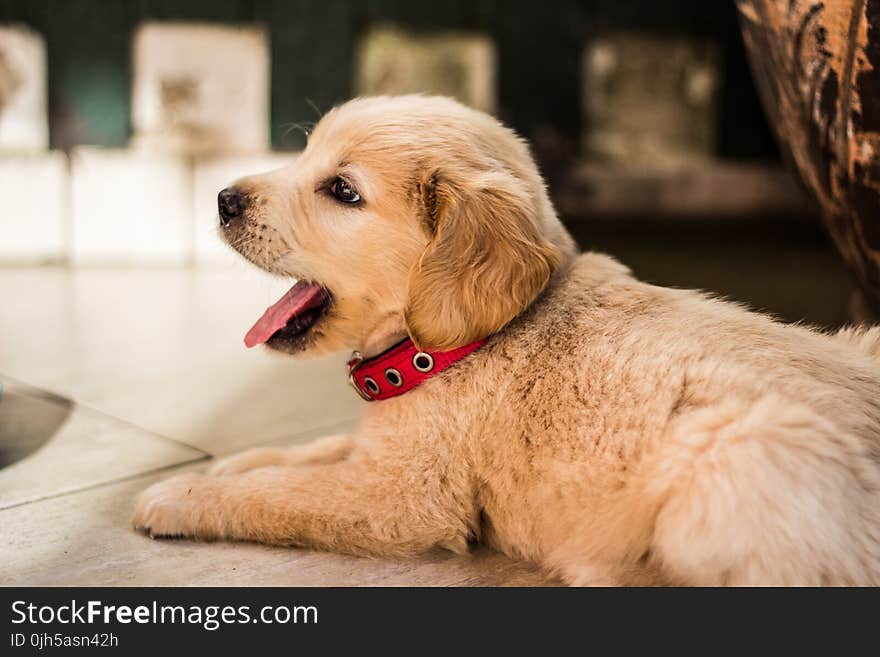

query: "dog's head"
xmin=220 ymin=95 xmax=572 ymax=356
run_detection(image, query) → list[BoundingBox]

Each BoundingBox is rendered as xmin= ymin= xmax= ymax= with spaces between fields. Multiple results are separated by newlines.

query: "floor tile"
xmin=0 ymin=377 xmax=205 ymax=509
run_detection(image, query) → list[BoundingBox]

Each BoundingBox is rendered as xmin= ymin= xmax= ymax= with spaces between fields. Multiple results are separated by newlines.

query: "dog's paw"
xmin=208 ymin=447 xmax=286 ymax=475
xmin=132 ymin=473 xmax=221 ymax=540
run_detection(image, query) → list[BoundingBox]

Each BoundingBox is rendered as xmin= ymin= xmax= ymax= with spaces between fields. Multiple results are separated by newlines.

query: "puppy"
xmin=133 ymin=95 xmax=880 ymax=586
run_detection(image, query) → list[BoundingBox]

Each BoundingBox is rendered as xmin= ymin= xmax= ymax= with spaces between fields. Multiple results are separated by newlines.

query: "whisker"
xmin=305 ymin=97 xmax=324 ymax=120
xmin=280 ymin=120 xmax=316 ymax=142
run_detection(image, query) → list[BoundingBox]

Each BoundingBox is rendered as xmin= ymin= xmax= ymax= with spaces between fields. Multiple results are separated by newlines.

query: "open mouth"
xmin=244 ymin=281 xmax=332 ymax=349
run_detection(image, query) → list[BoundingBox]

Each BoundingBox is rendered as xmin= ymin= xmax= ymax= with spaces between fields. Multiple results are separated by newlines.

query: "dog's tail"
xmin=835 ymin=325 xmax=880 ymax=360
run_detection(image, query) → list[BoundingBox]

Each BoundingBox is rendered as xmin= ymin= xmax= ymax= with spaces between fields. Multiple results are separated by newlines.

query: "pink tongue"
xmin=244 ymin=281 xmax=327 ymax=348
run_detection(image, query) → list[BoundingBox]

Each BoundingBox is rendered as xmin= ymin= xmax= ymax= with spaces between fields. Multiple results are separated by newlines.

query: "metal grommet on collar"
xmin=363 ymin=376 xmax=380 ymax=395
xmin=347 ymin=351 xmax=373 ymax=401
xmin=384 ymin=368 xmax=403 ymax=387
xmin=412 ymin=352 xmax=434 ymax=373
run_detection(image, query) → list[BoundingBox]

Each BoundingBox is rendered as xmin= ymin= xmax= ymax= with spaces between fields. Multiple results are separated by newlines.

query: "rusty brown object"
xmin=737 ymin=0 xmax=880 ymax=318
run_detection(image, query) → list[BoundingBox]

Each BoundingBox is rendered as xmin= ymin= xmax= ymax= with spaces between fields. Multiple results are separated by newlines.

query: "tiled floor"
xmin=0 ymin=265 xmax=553 ymax=586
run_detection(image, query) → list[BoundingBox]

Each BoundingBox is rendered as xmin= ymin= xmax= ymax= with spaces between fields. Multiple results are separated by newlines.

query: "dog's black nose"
xmin=218 ymin=187 xmax=243 ymax=226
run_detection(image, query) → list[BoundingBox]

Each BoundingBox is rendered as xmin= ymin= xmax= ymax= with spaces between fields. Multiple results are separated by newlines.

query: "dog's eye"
xmin=331 ymin=177 xmax=361 ymax=204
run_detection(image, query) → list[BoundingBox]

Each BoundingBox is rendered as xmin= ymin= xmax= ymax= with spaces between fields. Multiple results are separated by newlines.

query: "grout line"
xmin=0 ymin=371 xmax=212 ymax=457
xmin=0 ymin=374 xmax=359 ymax=512
xmin=0 ymin=373 xmax=360 ymax=460
xmin=0 ymin=454 xmax=211 ymax=512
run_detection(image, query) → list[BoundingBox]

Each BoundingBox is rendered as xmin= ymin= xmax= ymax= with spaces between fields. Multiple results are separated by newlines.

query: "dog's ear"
xmin=405 ymin=169 xmax=561 ymax=351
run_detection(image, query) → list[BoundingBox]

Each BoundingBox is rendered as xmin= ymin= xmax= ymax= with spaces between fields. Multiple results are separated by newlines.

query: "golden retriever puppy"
xmin=133 ymin=95 xmax=880 ymax=586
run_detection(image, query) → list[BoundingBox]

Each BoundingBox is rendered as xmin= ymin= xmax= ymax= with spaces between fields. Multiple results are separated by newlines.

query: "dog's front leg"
xmin=132 ymin=457 xmax=473 ymax=556
xmin=208 ymin=433 xmax=353 ymax=475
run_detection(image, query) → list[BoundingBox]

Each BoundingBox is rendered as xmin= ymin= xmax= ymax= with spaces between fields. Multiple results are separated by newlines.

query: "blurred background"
xmin=0 ymin=0 xmax=853 ymax=325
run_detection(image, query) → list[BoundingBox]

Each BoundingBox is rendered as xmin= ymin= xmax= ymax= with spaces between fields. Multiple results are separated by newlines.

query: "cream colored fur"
xmin=133 ymin=96 xmax=880 ymax=586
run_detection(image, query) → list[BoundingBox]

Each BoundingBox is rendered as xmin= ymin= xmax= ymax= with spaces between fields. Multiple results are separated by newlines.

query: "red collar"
xmin=347 ymin=337 xmax=487 ymax=401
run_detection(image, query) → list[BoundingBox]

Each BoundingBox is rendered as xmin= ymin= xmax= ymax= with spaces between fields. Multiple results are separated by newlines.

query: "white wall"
xmin=0 ymin=152 xmax=66 ymax=262
xmin=70 ymin=148 xmax=193 ymax=264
